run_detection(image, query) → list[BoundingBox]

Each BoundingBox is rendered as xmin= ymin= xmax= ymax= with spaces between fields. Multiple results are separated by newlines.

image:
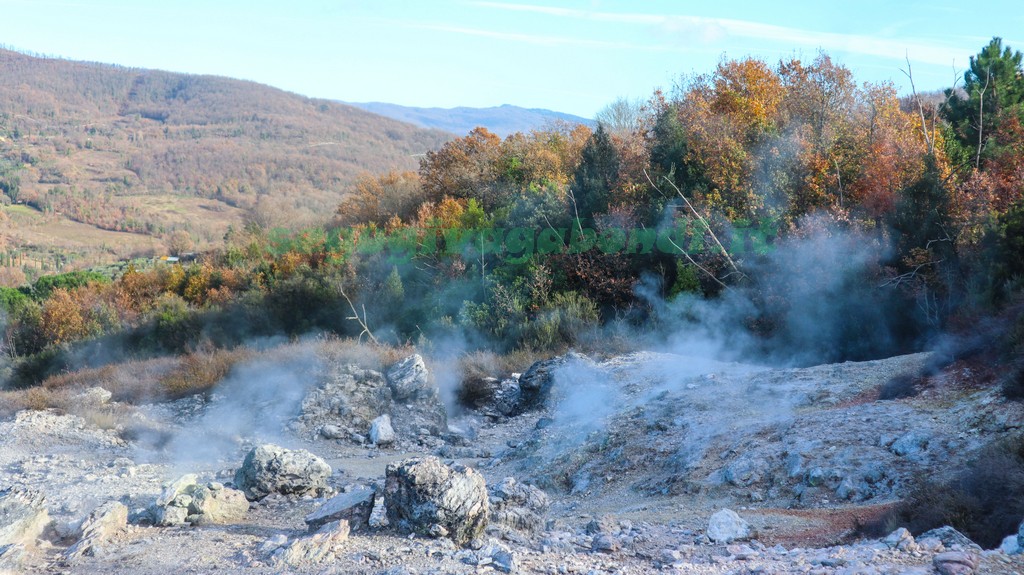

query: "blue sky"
xmin=0 ymin=0 xmax=1021 ymax=118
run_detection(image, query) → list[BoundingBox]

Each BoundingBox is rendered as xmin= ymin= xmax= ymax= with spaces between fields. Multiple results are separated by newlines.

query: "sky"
xmin=0 ymin=0 xmax=1021 ymax=118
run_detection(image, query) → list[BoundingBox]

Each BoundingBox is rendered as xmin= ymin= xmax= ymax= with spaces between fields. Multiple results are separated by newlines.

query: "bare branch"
xmin=879 ymin=259 xmax=943 ymax=288
xmin=338 ymin=283 xmax=379 ymax=345
xmin=643 ymin=169 xmax=746 ymax=283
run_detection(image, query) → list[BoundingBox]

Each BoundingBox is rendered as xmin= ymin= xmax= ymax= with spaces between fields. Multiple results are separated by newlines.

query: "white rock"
xmin=370 ymin=415 xmax=396 ymax=446
xmin=706 ymin=509 xmax=750 ymax=543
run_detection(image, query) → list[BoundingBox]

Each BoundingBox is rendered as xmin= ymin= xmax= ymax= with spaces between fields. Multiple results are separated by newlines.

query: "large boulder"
xmin=151 ymin=475 xmax=249 ymax=526
xmin=386 ymin=355 xmax=447 ymax=437
xmin=488 ymin=477 xmax=550 ymax=533
xmin=0 ymin=488 xmax=49 ymax=566
xmin=384 ymin=456 xmax=488 ymax=545
xmin=66 ymin=501 xmax=127 ymax=560
xmin=706 ymin=509 xmax=751 ymax=543
xmin=234 ymin=444 xmax=332 ymax=501
xmin=386 ymin=354 xmax=433 ymax=402
xmin=459 ymin=376 xmax=522 ymax=417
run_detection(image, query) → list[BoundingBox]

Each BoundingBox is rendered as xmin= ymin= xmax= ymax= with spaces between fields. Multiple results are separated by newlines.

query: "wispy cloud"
xmin=403 ymin=22 xmax=665 ymax=52
xmin=472 ymin=1 xmax=970 ymax=67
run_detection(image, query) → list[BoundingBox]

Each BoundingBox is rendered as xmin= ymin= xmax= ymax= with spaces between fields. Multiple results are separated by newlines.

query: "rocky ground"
xmin=1 ymin=347 xmax=1023 ymax=574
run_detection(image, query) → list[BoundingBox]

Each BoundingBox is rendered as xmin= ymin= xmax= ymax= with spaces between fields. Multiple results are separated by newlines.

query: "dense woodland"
xmin=1 ymin=39 xmax=1023 ymax=392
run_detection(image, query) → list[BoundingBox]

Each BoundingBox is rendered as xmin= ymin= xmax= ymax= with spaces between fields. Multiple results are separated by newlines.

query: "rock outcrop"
xmin=66 ymin=501 xmax=127 ymax=560
xmin=0 ymin=488 xmax=49 ymax=567
xmin=515 ymin=352 xmax=593 ymax=415
xmin=295 ymin=355 xmax=447 ymax=442
xmin=384 ymin=456 xmax=488 ymax=545
xmin=234 ymin=444 xmax=332 ymax=501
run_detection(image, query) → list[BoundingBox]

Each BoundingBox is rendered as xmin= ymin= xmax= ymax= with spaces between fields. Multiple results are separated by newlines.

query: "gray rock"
xmin=188 ymin=483 xmax=249 ymax=525
xmin=592 ymin=533 xmax=619 ymax=552
xmin=368 ymin=492 xmax=389 ymax=529
xmin=386 ymin=354 xmax=432 ymax=402
xmin=1000 ymin=534 xmax=1020 ymax=554
xmin=271 ymin=519 xmax=350 ymax=567
xmin=932 ymin=550 xmax=978 ymax=575
xmin=883 ymin=527 xmax=915 ymax=551
xmin=319 ymin=424 xmax=346 ymax=440
xmin=74 ymin=386 xmax=112 ymax=407
xmin=0 ymin=488 xmax=49 ymax=565
xmin=66 ymin=501 xmax=127 ymax=560
xmin=723 ymin=458 xmax=766 ymax=487
xmin=918 ymin=526 xmax=978 ymax=550
xmin=152 ymin=475 xmax=248 ymax=526
xmin=516 ymin=352 xmax=591 ymax=415
xmin=1018 ymin=518 xmax=1024 ymax=551
xmin=488 ymin=477 xmax=550 ymax=533
xmin=706 ymin=509 xmax=750 ymax=543
xmin=234 ymin=444 xmax=332 ymax=501
xmin=305 ymin=486 xmax=375 ymax=531
xmin=370 ymin=415 xmax=396 ymax=446
xmin=890 ymin=431 xmax=930 ymax=457
xmin=384 ymin=456 xmax=488 ymax=545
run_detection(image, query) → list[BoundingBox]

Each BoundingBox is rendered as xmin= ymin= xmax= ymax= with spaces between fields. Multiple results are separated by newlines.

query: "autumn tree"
xmin=335 ymin=170 xmax=424 ymax=227
xmin=419 ymin=127 xmax=505 ymax=209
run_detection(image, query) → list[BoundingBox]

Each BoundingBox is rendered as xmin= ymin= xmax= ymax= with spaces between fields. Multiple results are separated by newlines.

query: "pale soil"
xmin=2 ymin=350 xmax=1023 ymax=574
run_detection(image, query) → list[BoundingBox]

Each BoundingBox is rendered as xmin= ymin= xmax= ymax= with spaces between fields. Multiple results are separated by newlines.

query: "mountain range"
xmin=347 ymin=102 xmax=594 ymax=137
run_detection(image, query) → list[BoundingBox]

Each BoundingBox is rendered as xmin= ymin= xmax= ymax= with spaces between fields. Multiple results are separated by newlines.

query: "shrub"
xmin=150 ymin=293 xmax=201 ymax=351
xmin=159 ymin=348 xmax=250 ymax=399
xmin=872 ymin=434 xmax=1024 ymax=548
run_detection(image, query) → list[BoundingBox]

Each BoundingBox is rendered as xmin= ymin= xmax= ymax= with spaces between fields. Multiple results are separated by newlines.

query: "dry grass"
xmin=158 ymin=348 xmax=252 ymax=399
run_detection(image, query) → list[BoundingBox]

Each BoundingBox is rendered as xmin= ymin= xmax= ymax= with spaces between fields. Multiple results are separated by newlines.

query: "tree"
xmin=945 ymin=38 xmax=1024 ymax=168
xmin=595 ymin=97 xmax=644 ymax=136
xmin=419 ymin=127 xmax=504 ymax=208
xmin=571 ymin=125 xmax=620 ymax=221
xmin=335 ymin=171 xmax=424 ymax=227
xmin=166 ymin=230 xmax=194 ymax=256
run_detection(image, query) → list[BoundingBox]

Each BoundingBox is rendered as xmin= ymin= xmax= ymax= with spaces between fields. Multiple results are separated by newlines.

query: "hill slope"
xmin=347 ymin=102 xmax=594 ymax=137
xmin=0 ymin=49 xmax=451 ymax=277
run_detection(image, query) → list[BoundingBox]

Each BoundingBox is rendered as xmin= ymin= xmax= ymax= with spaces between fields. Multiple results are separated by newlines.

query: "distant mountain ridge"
xmin=347 ymin=102 xmax=595 ymax=137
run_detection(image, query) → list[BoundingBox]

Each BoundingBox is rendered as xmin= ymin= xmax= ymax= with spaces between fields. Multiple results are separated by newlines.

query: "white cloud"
xmin=472 ymin=1 xmax=970 ymax=67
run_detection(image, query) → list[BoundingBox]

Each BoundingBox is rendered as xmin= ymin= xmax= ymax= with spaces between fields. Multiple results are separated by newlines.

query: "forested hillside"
xmin=0 ymin=48 xmax=451 ymax=279
xmin=1 ymin=39 xmax=1023 ymax=395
